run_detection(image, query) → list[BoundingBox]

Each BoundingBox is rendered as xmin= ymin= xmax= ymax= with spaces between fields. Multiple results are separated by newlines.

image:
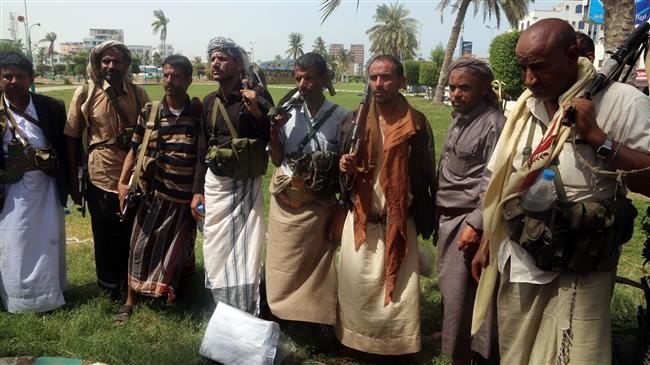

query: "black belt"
xmin=437 ymin=206 xmax=474 ymax=217
xmin=367 ymin=213 xmax=387 ymax=225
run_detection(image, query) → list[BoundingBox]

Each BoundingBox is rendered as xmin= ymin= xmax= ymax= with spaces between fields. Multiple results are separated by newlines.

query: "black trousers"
xmin=86 ymin=182 xmax=135 ymax=300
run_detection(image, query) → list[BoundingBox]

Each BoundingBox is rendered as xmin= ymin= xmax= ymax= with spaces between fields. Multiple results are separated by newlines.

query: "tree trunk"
xmin=433 ymin=0 xmax=472 ymax=103
xmin=603 ymin=0 xmax=635 ymax=85
xmin=603 ymin=0 xmax=635 ymax=53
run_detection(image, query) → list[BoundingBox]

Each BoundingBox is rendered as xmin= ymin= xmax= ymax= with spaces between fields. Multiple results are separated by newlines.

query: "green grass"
xmin=1 ymin=83 xmax=648 ymax=364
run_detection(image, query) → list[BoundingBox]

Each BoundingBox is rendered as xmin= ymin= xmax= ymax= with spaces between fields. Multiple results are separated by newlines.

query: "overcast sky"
xmin=1 ymin=0 xmax=550 ymax=63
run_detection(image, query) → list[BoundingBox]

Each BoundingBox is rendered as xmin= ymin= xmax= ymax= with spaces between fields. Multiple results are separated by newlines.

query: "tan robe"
xmin=265 ymin=169 xmax=338 ymax=325
xmin=336 ymin=134 xmax=421 ymax=355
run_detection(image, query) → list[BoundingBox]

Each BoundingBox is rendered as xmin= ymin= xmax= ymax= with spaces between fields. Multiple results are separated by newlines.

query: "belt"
xmin=437 ymin=206 xmax=474 ymax=217
xmin=367 ymin=213 xmax=387 ymax=225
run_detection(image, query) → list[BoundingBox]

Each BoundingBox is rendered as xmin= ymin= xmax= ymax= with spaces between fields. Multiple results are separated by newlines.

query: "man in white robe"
xmin=0 ymin=52 xmax=69 ymax=313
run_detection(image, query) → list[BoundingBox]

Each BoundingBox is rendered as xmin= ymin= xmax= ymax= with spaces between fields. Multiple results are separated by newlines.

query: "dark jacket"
xmin=0 ymin=92 xmax=69 ymax=210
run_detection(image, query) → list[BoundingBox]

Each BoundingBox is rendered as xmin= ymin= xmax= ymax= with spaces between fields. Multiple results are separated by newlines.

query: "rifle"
xmin=563 ymin=20 xmax=649 ymax=126
xmin=340 ymin=82 xmax=371 ymax=196
xmin=77 ymin=165 xmax=87 ymax=217
xmin=119 ymin=100 xmax=161 ymax=222
xmin=267 ymin=89 xmax=304 ymax=119
xmin=120 ymin=173 xmax=137 ymax=223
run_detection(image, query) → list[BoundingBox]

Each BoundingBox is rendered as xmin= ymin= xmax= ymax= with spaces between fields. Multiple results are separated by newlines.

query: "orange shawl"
xmin=352 ymin=94 xmax=419 ymax=305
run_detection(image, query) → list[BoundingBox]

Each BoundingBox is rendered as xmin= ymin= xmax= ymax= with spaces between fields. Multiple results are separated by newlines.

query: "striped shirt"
xmin=131 ymin=97 xmax=200 ymax=204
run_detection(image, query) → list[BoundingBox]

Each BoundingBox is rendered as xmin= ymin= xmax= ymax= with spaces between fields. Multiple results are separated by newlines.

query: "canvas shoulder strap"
xmin=131 ymin=101 xmax=160 ymax=189
xmin=103 ymin=85 xmax=133 ymax=129
xmin=2 ymin=97 xmax=32 ymax=149
xmin=211 ymin=96 xmax=239 ymax=139
xmin=296 ymin=104 xmax=339 ymax=152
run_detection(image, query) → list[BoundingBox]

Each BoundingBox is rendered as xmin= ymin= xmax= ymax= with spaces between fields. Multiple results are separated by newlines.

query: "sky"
xmin=0 ymin=0 xmax=551 ymax=63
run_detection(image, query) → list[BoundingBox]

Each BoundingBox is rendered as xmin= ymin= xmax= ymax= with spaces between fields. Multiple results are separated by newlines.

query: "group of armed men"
xmin=2 ymin=18 xmax=650 ymax=364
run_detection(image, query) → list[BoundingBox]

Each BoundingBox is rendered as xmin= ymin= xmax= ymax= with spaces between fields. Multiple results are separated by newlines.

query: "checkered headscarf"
xmin=206 ymin=37 xmax=249 ymax=67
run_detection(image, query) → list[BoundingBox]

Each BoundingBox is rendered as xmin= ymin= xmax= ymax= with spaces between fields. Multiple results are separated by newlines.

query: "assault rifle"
xmin=563 ymin=20 xmax=649 ymax=126
xmin=340 ymin=82 xmax=371 ymax=197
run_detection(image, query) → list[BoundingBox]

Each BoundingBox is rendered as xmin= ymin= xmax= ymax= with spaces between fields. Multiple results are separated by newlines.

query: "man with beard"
xmin=65 ymin=41 xmax=149 ymax=301
xmin=471 ymin=19 xmax=650 ymax=364
xmin=0 ymin=52 xmax=69 ymax=313
xmin=436 ymin=58 xmax=505 ymax=364
xmin=114 ymin=55 xmax=201 ymax=320
xmin=193 ymin=37 xmax=274 ymax=314
xmin=265 ymin=52 xmax=350 ymax=328
xmin=337 ymin=55 xmax=436 ymax=355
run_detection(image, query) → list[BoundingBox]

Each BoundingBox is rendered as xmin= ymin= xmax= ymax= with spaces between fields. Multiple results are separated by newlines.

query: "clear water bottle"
xmin=197 ymin=203 xmax=205 ymax=235
xmin=522 ymin=169 xmax=557 ymax=212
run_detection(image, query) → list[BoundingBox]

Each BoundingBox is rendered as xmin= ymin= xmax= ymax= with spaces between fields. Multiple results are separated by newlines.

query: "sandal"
xmin=113 ymin=305 xmax=133 ymax=323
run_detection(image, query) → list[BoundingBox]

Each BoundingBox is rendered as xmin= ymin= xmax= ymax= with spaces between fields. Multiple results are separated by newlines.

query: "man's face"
xmin=162 ymin=64 xmax=192 ymax=97
xmin=100 ymin=48 xmax=129 ymax=83
xmin=294 ymin=65 xmax=327 ymax=102
xmin=448 ymin=69 xmax=488 ymax=115
xmin=210 ymin=51 xmax=242 ymax=82
xmin=515 ymin=38 xmax=577 ymax=101
xmin=368 ymin=59 xmax=406 ymax=104
xmin=0 ymin=66 xmax=33 ymax=100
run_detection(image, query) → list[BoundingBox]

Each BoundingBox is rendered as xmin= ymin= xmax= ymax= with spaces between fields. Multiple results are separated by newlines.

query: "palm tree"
xmin=286 ymin=32 xmax=304 ymax=61
xmin=313 ymin=36 xmax=328 ymax=56
xmin=431 ymin=0 xmax=530 ymax=102
xmin=39 ymin=32 xmax=57 ymax=73
xmin=151 ymin=10 xmax=170 ymax=59
xmin=366 ymin=3 xmax=419 ymax=61
xmin=319 ymin=0 xmax=531 ymax=103
xmin=193 ymin=56 xmax=202 ymax=65
xmin=337 ymin=48 xmax=353 ymax=79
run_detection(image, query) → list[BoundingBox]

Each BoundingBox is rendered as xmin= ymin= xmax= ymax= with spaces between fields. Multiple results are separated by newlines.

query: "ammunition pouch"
xmin=205 ymin=138 xmax=268 ymax=180
xmin=88 ymin=127 xmax=135 ymax=153
xmin=1 ymin=140 xmax=57 ymax=182
xmin=502 ymin=196 xmax=637 ymax=273
xmin=287 ymin=150 xmax=338 ymax=195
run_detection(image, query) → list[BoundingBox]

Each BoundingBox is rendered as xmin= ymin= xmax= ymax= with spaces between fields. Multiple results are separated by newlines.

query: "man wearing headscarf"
xmin=436 ymin=58 xmax=505 ymax=364
xmin=192 ymin=37 xmax=274 ymax=314
xmin=65 ymin=41 xmax=149 ymax=301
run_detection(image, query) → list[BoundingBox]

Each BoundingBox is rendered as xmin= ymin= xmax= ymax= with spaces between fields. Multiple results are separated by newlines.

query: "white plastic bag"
xmin=199 ymin=302 xmax=280 ymax=365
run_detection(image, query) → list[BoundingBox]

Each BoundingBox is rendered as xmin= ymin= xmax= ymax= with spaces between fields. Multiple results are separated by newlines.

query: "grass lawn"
xmin=1 ymin=82 xmax=648 ymax=364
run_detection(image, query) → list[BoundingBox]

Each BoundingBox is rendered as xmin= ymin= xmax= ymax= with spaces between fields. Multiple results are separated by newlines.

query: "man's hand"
xmin=566 ymin=98 xmax=605 ymax=148
xmin=471 ymin=235 xmax=490 ymax=283
xmin=339 ymin=152 xmax=357 ymax=175
xmin=273 ymin=112 xmax=290 ymax=127
xmin=457 ymin=224 xmax=481 ymax=253
xmin=241 ymin=88 xmax=262 ymax=121
xmin=190 ymin=194 xmax=205 ymax=223
xmin=327 ymin=205 xmax=347 ymax=242
xmin=117 ymin=182 xmax=130 ymax=215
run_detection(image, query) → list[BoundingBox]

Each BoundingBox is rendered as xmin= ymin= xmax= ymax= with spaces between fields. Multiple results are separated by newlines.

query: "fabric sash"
xmin=352 ymin=94 xmax=418 ymax=306
xmin=471 ymin=58 xmax=596 ymax=335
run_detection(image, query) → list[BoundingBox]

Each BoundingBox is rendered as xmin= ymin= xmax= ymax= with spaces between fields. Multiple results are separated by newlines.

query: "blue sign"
xmin=589 ymin=0 xmax=650 ymax=24
xmin=637 ymin=0 xmax=650 ymax=23
xmin=588 ymin=0 xmax=604 ymax=24
xmin=462 ymin=41 xmax=472 ymax=57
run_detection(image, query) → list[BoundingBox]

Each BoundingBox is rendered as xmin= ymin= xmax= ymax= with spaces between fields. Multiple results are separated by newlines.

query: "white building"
xmin=128 ymin=45 xmax=154 ymax=60
xmin=518 ymin=0 xmax=603 ymax=41
xmin=83 ymin=28 xmax=124 ymax=51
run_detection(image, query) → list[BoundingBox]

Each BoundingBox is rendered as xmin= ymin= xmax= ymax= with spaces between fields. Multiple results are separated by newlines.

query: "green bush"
xmin=419 ymin=61 xmax=439 ymax=90
xmin=489 ymin=31 xmax=525 ymax=99
xmin=404 ymin=60 xmax=421 ymax=86
xmin=63 ymin=78 xmax=72 ymax=85
xmin=0 ymin=41 xmax=24 ymax=55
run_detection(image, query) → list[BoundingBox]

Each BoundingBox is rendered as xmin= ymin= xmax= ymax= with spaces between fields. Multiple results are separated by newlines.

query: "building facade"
xmin=83 ymin=28 xmax=124 ymax=51
xmin=59 ymin=42 xmax=83 ymax=55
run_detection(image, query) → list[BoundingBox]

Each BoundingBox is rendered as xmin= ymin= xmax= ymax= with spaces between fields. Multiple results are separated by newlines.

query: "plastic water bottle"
xmin=197 ymin=203 xmax=205 ymax=235
xmin=522 ymin=169 xmax=557 ymax=212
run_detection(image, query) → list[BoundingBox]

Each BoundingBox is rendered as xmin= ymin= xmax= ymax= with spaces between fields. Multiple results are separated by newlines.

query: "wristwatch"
xmin=596 ymin=134 xmax=613 ymax=159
